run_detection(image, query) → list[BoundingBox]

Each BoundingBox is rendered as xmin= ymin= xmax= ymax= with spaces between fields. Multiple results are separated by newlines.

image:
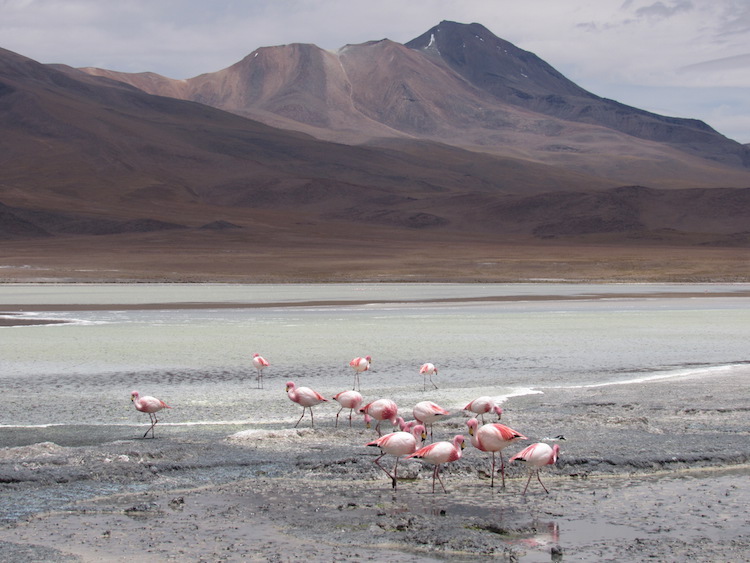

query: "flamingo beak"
xmin=468 ymin=426 xmax=475 ymax=436
xmin=421 ymin=431 xmax=427 ymax=441
xmin=460 ymin=441 xmax=466 ymax=450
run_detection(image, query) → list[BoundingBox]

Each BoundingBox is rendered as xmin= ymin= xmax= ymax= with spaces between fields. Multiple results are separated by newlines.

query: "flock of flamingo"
xmin=130 ymin=353 xmax=561 ymax=495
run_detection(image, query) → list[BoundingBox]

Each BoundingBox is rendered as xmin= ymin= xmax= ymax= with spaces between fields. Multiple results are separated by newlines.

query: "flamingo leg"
xmin=335 ymin=407 xmax=343 ymax=428
xmin=143 ymin=413 xmax=158 ymax=439
xmin=522 ymin=471 xmax=534 ymax=495
xmin=348 ymin=409 xmax=354 ymax=428
xmin=375 ymin=421 xmax=382 ymax=436
xmin=499 ymin=451 xmax=506 ymax=488
xmin=433 ymin=465 xmax=447 ymax=493
xmin=490 ymin=451 xmax=496 ymax=488
xmin=373 ymin=454 xmax=397 ymax=488
xmin=310 ymin=407 xmax=315 ymax=428
xmin=294 ymin=407 xmax=307 ymax=428
xmin=430 ymin=376 xmax=438 ymax=390
xmin=392 ymin=457 xmax=400 ymax=490
xmin=536 ymin=470 xmax=549 ymax=494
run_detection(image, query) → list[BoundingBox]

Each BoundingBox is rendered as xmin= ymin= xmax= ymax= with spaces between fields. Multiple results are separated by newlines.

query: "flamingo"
xmin=359 ymin=398 xmax=398 ymax=436
xmin=510 ymin=442 xmax=561 ymax=495
xmin=419 ymin=362 xmax=439 ymax=391
xmin=130 ymin=390 xmax=171 ymax=439
xmin=332 ymin=390 xmax=363 ymax=428
xmin=466 ymin=418 xmax=527 ymax=488
xmin=395 ymin=416 xmax=415 ymax=432
xmin=412 ymin=400 xmax=449 ymax=439
xmin=464 ymin=396 xmax=503 ymax=422
xmin=252 ymin=353 xmax=269 ymax=389
xmin=366 ymin=424 xmax=427 ymax=489
xmin=406 ymin=434 xmax=465 ymax=493
xmin=285 ymin=381 xmax=328 ymax=428
xmin=349 ymin=355 xmax=371 ymax=391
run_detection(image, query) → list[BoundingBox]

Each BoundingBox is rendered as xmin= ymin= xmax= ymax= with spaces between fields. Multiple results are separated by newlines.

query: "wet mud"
xmin=1 ymin=370 xmax=749 ymax=561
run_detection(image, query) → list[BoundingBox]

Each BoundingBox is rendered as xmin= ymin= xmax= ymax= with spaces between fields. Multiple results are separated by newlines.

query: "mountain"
xmin=0 ymin=46 xmax=613 ymax=232
xmin=406 ymin=22 xmax=746 ymax=166
xmin=79 ymin=21 xmax=750 ymax=189
xmin=1 ymin=24 xmax=749 ymax=283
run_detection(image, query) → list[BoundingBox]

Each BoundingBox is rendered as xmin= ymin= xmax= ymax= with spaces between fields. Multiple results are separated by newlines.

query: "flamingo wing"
xmin=489 ymin=423 xmax=527 ymax=442
xmin=407 ymin=441 xmax=441 ymax=460
xmin=511 ymin=442 xmax=554 ymax=466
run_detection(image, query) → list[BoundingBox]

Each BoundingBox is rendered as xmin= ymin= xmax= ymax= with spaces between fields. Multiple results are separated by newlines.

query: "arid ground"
xmin=1 ymin=227 xmax=748 ymax=284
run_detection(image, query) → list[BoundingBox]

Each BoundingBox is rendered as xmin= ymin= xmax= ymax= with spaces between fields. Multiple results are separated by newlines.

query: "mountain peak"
xmin=406 ymin=20 xmax=589 ymax=99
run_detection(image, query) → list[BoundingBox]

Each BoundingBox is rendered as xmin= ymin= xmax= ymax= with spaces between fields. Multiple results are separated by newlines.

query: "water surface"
xmin=2 ymin=283 xmax=748 ymax=432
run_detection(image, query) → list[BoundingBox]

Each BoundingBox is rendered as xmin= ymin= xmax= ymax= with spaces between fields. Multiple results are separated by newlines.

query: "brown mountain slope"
xmin=0 ymin=47 xmax=615 ymax=225
xmin=77 ymin=23 xmax=750 ymax=189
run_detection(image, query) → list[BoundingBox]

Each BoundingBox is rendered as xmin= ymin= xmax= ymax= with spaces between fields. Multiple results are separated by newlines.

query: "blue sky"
xmin=2 ymin=0 xmax=749 ymax=143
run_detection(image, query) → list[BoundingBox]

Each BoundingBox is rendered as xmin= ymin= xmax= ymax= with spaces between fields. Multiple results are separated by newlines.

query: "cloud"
xmin=634 ymin=0 xmax=694 ymax=20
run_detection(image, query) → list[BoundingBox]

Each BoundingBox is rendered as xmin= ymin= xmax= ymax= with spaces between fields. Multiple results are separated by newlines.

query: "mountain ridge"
xmin=77 ymin=21 xmax=750 ymax=184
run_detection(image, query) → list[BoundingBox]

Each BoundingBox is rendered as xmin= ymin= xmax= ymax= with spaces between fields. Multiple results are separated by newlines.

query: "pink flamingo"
xmin=419 ymin=362 xmax=439 ymax=391
xmin=130 ymin=390 xmax=171 ymax=439
xmin=359 ymin=398 xmax=398 ymax=436
xmin=285 ymin=381 xmax=328 ymax=428
xmin=406 ymin=434 xmax=465 ymax=493
xmin=395 ymin=416 xmax=416 ymax=432
xmin=366 ymin=423 xmax=427 ymax=489
xmin=510 ymin=442 xmax=561 ymax=495
xmin=466 ymin=418 xmax=527 ymax=488
xmin=412 ymin=400 xmax=449 ymax=439
xmin=349 ymin=355 xmax=371 ymax=391
xmin=252 ymin=353 xmax=269 ymax=388
xmin=464 ymin=396 xmax=503 ymax=422
xmin=332 ymin=390 xmax=363 ymax=427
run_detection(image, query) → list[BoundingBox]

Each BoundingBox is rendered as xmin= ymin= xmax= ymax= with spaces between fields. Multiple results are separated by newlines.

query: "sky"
xmin=2 ymin=0 xmax=749 ymax=144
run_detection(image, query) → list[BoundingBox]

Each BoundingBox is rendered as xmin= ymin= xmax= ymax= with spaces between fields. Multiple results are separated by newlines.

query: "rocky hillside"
xmin=79 ymin=21 xmax=750 ymax=188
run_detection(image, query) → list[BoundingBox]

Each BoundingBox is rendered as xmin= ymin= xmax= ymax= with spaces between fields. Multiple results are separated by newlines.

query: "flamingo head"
xmin=363 ymin=413 xmax=372 ymax=429
xmin=412 ymin=424 xmax=427 ymax=442
xmin=551 ymin=444 xmax=561 ymax=464
xmin=365 ymin=355 xmax=372 ymax=362
xmin=465 ymin=418 xmax=479 ymax=436
xmin=253 ymin=353 xmax=260 ymax=358
xmin=130 ymin=391 xmax=139 ymax=401
xmin=455 ymin=435 xmax=466 ymax=450
xmin=285 ymin=381 xmax=296 ymax=392
xmin=493 ymin=405 xmax=504 ymax=418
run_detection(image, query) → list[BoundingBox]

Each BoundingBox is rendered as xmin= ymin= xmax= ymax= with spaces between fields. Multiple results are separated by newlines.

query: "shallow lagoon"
xmin=2 ymin=283 xmax=749 ymax=430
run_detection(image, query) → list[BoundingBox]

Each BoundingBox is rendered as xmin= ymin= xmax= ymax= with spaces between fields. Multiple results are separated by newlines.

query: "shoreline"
xmin=2 ymin=288 xmax=749 ymax=324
